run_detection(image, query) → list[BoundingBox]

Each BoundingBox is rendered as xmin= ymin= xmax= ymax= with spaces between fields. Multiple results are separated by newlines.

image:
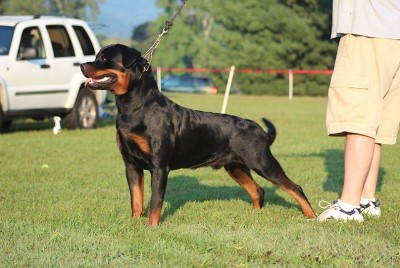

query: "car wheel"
xmin=0 ymin=104 xmax=12 ymax=132
xmin=64 ymin=88 xmax=98 ymax=129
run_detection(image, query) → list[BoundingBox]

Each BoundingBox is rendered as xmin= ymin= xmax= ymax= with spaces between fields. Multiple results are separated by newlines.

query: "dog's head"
xmin=80 ymin=44 xmax=148 ymax=95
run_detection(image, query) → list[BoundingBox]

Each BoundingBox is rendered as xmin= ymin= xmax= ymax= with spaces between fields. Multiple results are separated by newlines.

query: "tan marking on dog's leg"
xmin=225 ymin=165 xmax=264 ymax=209
xmin=132 ymin=173 xmax=145 ymax=218
xmin=268 ymin=175 xmax=316 ymax=218
xmin=285 ymin=189 xmax=316 ymax=219
xmin=147 ymin=207 xmax=162 ymax=226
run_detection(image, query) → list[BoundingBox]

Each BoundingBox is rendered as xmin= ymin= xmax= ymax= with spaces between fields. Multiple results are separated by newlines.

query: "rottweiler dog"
xmin=81 ymin=44 xmax=316 ymax=225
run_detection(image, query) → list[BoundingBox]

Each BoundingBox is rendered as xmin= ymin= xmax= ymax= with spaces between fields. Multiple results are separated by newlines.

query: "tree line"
xmin=0 ymin=0 xmax=103 ymax=19
xmin=134 ymin=0 xmax=337 ymax=96
xmin=0 ymin=0 xmax=337 ymax=95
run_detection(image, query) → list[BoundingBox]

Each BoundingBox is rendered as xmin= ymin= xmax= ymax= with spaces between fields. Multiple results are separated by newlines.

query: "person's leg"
xmin=317 ymin=133 xmax=374 ymax=222
xmin=339 ymin=134 xmax=375 ymax=206
xmin=358 ymin=143 xmax=382 ymax=216
xmin=361 ymin=143 xmax=381 ymax=199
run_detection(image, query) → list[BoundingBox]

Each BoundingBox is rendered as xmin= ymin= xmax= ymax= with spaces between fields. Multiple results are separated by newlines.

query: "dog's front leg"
xmin=125 ymin=164 xmax=144 ymax=218
xmin=147 ymin=168 xmax=169 ymax=226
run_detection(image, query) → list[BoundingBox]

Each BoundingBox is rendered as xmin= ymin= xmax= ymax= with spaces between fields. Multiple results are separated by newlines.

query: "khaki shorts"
xmin=326 ymin=34 xmax=400 ymax=144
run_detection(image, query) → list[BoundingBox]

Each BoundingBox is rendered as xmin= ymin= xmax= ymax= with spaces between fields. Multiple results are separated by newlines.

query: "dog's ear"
xmin=121 ymin=46 xmax=142 ymax=68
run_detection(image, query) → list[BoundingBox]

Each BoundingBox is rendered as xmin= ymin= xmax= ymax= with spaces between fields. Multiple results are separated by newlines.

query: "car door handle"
xmin=40 ymin=64 xmax=50 ymax=69
xmin=73 ymin=62 xmax=81 ymax=66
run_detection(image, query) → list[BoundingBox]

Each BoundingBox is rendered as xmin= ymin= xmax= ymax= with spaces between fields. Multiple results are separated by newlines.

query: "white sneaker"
xmin=316 ymin=200 xmax=364 ymax=222
xmin=360 ymin=199 xmax=381 ymax=217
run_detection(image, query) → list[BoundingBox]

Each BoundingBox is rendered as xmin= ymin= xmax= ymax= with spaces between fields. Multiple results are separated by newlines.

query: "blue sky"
xmin=94 ymin=0 xmax=162 ymax=39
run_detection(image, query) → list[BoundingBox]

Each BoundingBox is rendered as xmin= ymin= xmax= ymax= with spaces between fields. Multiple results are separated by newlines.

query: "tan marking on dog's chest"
xmin=120 ymin=130 xmax=151 ymax=155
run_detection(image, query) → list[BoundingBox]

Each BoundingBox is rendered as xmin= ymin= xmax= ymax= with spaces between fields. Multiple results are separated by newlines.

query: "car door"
xmin=5 ymin=25 xmax=58 ymax=110
xmin=180 ymin=75 xmax=195 ymax=93
xmin=45 ymin=24 xmax=79 ymax=107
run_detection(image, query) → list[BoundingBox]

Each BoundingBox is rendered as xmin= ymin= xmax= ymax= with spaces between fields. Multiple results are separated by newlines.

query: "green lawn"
xmin=1 ymin=94 xmax=399 ymax=267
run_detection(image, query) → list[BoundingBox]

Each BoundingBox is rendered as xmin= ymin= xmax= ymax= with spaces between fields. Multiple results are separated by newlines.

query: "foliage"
xmin=133 ymin=0 xmax=337 ymax=96
xmin=0 ymin=0 xmax=103 ymax=20
xmin=1 ymin=95 xmax=400 ymax=267
xmin=131 ymin=21 xmax=159 ymax=54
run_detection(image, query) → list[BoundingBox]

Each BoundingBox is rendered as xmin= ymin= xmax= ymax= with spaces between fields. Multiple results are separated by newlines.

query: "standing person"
xmin=317 ymin=0 xmax=400 ymax=222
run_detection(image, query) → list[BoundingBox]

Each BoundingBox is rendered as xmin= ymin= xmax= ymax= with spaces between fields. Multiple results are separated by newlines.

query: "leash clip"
xmin=163 ymin=21 xmax=173 ymax=33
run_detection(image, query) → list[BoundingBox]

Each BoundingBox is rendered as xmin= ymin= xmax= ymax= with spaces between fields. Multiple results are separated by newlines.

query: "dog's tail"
xmin=262 ymin=118 xmax=276 ymax=145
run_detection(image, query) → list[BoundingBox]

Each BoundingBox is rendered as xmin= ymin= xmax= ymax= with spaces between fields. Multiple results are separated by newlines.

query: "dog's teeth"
xmin=99 ymin=77 xmax=110 ymax=82
xmin=85 ymin=77 xmax=110 ymax=87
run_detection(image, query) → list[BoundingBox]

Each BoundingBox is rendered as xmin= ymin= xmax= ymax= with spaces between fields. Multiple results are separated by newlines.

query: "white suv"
xmin=0 ymin=15 xmax=105 ymax=130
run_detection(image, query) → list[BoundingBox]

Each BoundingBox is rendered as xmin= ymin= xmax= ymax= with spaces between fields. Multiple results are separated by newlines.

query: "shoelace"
xmin=314 ymin=200 xmax=335 ymax=221
xmin=318 ymin=200 xmax=334 ymax=210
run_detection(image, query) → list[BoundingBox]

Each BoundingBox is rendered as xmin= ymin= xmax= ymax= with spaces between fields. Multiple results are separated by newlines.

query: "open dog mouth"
xmin=85 ymin=75 xmax=117 ymax=89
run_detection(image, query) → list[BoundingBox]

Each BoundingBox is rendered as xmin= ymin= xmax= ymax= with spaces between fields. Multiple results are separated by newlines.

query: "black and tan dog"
xmin=81 ymin=44 xmax=316 ymax=225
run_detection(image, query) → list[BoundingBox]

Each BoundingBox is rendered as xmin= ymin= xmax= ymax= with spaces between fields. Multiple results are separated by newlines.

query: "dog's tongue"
xmin=85 ymin=78 xmax=94 ymax=87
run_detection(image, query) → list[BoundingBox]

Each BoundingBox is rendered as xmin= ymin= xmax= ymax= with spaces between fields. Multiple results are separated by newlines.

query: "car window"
xmin=163 ymin=76 xmax=180 ymax=87
xmin=73 ymin=26 xmax=95 ymax=55
xmin=17 ymin=26 xmax=46 ymax=60
xmin=181 ymin=76 xmax=194 ymax=87
xmin=0 ymin=26 xmax=14 ymax=55
xmin=47 ymin=25 xmax=75 ymax=57
xmin=196 ymin=77 xmax=211 ymax=86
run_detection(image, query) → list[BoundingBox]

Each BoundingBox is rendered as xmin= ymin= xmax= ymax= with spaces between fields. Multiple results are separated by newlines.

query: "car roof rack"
xmin=33 ymin=14 xmax=80 ymax=19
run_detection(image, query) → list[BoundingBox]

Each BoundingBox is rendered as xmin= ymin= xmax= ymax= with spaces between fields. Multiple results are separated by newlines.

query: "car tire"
xmin=64 ymin=88 xmax=98 ymax=129
xmin=0 ymin=104 xmax=12 ymax=132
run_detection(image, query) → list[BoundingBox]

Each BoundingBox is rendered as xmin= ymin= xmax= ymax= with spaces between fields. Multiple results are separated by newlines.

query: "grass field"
xmin=1 ymin=94 xmax=399 ymax=267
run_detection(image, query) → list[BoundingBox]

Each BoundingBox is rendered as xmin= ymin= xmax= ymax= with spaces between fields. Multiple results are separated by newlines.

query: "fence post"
xmin=157 ymin=66 xmax=161 ymax=91
xmin=288 ymin=69 xmax=293 ymax=100
xmin=221 ymin=65 xmax=235 ymax=114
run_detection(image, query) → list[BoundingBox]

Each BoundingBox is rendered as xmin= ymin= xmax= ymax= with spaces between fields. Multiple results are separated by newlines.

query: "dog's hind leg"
xmin=125 ymin=165 xmax=145 ymax=218
xmin=250 ymin=151 xmax=316 ymax=218
xmin=225 ymin=164 xmax=264 ymax=209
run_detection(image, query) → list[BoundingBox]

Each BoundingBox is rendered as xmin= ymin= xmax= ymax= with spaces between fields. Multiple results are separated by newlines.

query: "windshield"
xmin=0 ymin=26 xmax=15 ymax=55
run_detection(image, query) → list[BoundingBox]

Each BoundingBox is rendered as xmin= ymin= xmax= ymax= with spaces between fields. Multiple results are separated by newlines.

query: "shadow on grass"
xmin=277 ymin=149 xmax=385 ymax=195
xmin=1 ymin=117 xmax=116 ymax=133
xmin=162 ymin=175 xmax=300 ymax=221
xmin=1 ymin=102 xmax=117 ymax=134
xmin=322 ymin=149 xmax=384 ymax=194
xmin=159 ymin=147 xmax=388 ymax=221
